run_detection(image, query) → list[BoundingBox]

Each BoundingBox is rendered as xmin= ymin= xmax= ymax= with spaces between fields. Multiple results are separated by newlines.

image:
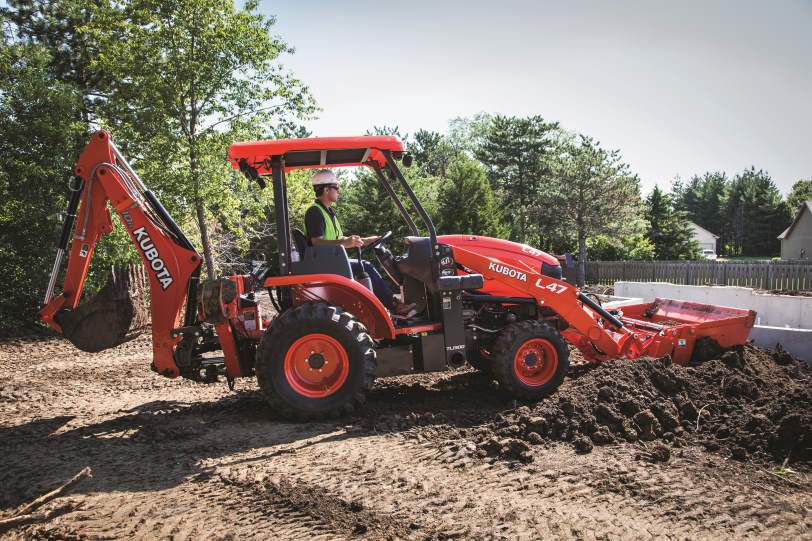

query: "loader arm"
xmin=451 ymin=245 xmax=643 ymax=357
xmin=38 ymin=131 xmax=202 ymax=377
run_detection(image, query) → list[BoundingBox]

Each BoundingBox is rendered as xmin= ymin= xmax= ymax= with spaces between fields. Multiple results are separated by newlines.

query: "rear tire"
xmin=256 ymin=303 xmax=376 ymax=419
xmin=491 ymin=320 xmax=569 ymax=400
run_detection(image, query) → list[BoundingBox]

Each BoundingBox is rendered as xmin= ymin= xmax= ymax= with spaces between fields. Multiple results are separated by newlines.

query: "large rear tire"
xmin=491 ymin=320 xmax=569 ymax=400
xmin=256 ymin=303 xmax=376 ymax=419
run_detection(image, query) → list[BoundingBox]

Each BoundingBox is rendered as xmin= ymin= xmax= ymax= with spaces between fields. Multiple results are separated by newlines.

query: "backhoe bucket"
xmin=617 ymin=298 xmax=756 ymax=364
xmin=55 ymin=265 xmax=150 ymax=352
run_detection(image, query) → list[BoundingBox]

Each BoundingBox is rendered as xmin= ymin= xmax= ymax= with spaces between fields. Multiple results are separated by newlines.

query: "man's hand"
xmin=362 ymin=235 xmax=380 ymax=247
xmin=341 ymin=235 xmax=364 ymax=249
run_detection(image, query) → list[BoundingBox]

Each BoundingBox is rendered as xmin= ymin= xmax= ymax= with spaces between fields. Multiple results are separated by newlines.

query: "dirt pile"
xmin=466 ymin=344 xmax=811 ymax=464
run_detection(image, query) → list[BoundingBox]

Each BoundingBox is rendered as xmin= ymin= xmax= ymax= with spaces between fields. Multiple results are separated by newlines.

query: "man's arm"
xmin=312 ymin=235 xmax=364 ymax=248
xmin=361 ymin=236 xmax=380 ymax=246
xmin=304 ymin=205 xmax=364 ymax=248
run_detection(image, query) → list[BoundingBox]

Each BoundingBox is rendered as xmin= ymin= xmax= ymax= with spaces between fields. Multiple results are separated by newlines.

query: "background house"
xmin=688 ymin=221 xmax=719 ymax=253
xmin=778 ymin=201 xmax=812 ymax=260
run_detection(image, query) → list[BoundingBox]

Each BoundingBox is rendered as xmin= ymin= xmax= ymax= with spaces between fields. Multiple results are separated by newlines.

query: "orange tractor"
xmin=39 ymin=131 xmax=756 ymax=418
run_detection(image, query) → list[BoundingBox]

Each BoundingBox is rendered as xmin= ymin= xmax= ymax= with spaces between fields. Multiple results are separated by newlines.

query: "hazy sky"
xmin=263 ymin=1 xmax=811 ymax=195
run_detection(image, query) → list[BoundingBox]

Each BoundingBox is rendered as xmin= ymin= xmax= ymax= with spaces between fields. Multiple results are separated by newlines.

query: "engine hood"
xmin=437 ymin=235 xmax=560 ymax=268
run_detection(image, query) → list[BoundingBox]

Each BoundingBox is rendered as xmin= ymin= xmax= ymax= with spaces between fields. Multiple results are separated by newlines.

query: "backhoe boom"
xmin=38 ymin=131 xmax=202 ymax=376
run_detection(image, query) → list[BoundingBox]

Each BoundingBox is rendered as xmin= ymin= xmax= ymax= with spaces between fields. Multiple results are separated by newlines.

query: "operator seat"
xmin=290 ymin=227 xmax=353 ymax=280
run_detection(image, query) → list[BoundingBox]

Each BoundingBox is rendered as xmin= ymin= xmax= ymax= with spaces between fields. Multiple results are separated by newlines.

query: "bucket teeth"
xmin=56 ymin=264 xmax=150 ymax=352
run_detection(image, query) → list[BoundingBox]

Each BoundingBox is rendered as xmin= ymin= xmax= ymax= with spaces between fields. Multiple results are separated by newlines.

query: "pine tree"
xmin=435 ymin=158 xmax=505 ymax=237
xmin=672 ymin=171 xmax=728 ymax=245
xmin=475 ymin=115 xmax=559 ymax=245
xmin=409 ymin=130 xmax=458 ymax=178
xmin=544 ymin=135 xmax=642 ymax=285
xmin=645 ymin=186 xmax=700 ymax=260
xmin=724 ymin=168 xmax=791 ymax=256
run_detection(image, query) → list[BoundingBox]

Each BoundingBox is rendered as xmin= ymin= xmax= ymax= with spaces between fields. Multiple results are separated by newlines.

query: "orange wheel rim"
xmin=284 ymin=334 xmax=349 ymax=398
xmin=513 ymin=338 xmax=558 ymax=386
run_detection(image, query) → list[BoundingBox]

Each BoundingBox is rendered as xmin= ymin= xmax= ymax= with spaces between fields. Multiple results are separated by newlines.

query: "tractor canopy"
xmin=229 ymin=135 xmax=406 ymax=174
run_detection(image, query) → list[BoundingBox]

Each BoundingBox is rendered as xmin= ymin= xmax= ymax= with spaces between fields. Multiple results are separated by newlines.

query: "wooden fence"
xmin=584 ymin=260 xmax=812 ymax=291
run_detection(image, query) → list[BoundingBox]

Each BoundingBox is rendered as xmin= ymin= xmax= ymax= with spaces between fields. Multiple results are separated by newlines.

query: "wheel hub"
xmin=284 ymin=334 xmax=350 ymax=398
xmin=307 ymin=353 xmax=326 ymax=369
xmin=513 ymin=338 xmax=558 ymax=387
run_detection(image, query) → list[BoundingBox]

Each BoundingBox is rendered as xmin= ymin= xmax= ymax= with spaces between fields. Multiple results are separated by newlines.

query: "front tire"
xmin=491 ymin=320 xmax=569 ymax=400
xmin=256 ymin=303 xmax=376 ymax=419
xmin=468 ymin=345 xmax=493 ymax=373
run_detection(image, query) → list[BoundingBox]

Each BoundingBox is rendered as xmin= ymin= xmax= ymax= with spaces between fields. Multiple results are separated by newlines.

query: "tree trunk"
xmin=577 ymin=233 xmax=587 ymax=287
xmin=195 ymin=201 xmax=216 ymax=279
xmin=189 ymin=135 xmax=215 ymax=279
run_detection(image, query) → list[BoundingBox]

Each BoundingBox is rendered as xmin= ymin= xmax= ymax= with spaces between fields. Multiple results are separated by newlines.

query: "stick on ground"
xmin=0 ymin=503 xmax=80 ymax=532
xmin=15 ymin=466 xmax=91 ymax=516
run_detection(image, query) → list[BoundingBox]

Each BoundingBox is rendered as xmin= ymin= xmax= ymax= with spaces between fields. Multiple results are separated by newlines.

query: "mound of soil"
xmin=469 ymin=344 xmax=812 ymax=464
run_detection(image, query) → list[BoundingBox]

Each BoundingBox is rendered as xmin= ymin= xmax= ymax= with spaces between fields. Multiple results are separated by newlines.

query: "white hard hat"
xmin=311 ymin=169 xmax=338 ymax=186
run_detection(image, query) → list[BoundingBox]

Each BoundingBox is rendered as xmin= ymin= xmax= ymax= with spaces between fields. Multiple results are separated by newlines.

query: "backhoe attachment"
xmin=39 ymin=131 xmax=202 ymax=376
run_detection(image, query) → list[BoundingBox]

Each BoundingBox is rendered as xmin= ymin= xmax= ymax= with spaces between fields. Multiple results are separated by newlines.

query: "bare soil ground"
xmin=1 ymin=335 xmax=811 ymax=540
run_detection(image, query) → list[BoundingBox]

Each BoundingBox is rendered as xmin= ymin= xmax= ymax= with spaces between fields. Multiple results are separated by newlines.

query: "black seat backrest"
xmin=291 ymin=228 xmax=308 ymax=255
xmin=291 ymin=244 xmax=353 ymax=280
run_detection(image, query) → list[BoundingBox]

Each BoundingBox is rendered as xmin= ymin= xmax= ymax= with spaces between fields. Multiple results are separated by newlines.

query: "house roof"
xmin=688 ymin=221 xmax=719 ymax=239
xmin=778 ymin=200 xmax=812 ymax=240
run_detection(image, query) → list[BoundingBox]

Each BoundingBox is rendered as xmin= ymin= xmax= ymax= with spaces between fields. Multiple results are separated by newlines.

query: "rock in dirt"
xmin=573 ymin=436 xmax=594 ymax=454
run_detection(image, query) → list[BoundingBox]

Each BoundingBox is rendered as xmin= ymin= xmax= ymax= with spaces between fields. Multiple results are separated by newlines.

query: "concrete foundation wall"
xmin=748 ymin=326 xmax=812 ymax=365
xmin=614 ymin=282 xmax=812 ymax=329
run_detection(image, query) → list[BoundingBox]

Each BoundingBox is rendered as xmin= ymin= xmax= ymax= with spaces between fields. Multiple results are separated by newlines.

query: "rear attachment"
xmin=55 ymin=264 xmax=150 ymax=352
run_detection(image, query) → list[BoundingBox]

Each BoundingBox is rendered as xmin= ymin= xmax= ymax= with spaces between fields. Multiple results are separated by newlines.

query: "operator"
xmin=304 ymin=169 xmax=415 ymax=316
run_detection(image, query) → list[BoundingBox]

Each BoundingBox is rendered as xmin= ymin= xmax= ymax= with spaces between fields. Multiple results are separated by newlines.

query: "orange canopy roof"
xmin=229 ymin=135 xmax=405 ymax=174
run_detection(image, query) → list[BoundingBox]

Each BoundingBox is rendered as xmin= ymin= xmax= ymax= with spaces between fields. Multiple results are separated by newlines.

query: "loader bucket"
xmin=55 ymin=265 xmax=150 ymax=352
xmin=618 ymin=298 xmax=756 ymax=364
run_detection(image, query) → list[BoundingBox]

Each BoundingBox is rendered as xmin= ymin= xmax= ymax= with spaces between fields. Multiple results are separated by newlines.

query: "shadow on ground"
xmin=0 ymin=370 xmax=520 ymax=508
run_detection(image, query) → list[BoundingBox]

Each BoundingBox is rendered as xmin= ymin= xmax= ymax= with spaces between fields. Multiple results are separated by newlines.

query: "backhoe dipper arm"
xmin=38 ymin=131 xmax=202 ymax=377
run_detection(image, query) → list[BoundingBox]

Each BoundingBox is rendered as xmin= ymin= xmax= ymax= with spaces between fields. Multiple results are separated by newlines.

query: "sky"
xmin=262 ymin=0 xmax=812 ymax=195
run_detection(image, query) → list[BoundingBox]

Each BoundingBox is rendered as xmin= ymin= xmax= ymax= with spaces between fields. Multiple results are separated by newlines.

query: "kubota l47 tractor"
xmin=39 ymin=131 xmax=756 ymax=418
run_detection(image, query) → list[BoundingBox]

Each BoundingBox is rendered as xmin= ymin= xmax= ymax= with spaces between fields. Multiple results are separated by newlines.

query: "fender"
xmin=264 ymin=274 xmax=396 ymax=340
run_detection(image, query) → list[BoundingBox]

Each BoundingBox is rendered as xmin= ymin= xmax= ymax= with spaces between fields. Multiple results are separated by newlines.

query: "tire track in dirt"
xmin=19 ymin=479 xmax=346 ymax=541
xmin=2 ymin=335 xmax=811 ymax=539
xmin=213 ymin=431 xmax=812 ymax=540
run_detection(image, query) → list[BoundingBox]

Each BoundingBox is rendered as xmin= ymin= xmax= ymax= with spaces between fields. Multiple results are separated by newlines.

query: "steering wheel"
xmin=365 ymin=230 xmax=393 ymax=252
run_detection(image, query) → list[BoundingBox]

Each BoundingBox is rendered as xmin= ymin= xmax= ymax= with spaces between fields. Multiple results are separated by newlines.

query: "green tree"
xmin=544 ymin=135 xmax=642 ymax=285
xmin=786 ymin=179 xmax=812 ymax=212
xmin=475 ymin=115 xmax=559 ymax=244
xmin=644 ymin=185 xmax=700 ymax=260
xmin=587 ymin=232 xmax=655 ymax=261
xmin=408 ymin=129 xmax=459 ymax=177
xmin=724 ymin=168 xmax=791 ymax=256
xmin=0 ymin=41 xmax=87 ymax=332
xmin=672 ymin=171 xmax=728 ymax=240
xmin=93 ymin=0 xmax=316 ymax=278
xmin=435 ymin=158 xmax=505 ymax=237
xmin=0 ymin=0 xmax=116 ymax=125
